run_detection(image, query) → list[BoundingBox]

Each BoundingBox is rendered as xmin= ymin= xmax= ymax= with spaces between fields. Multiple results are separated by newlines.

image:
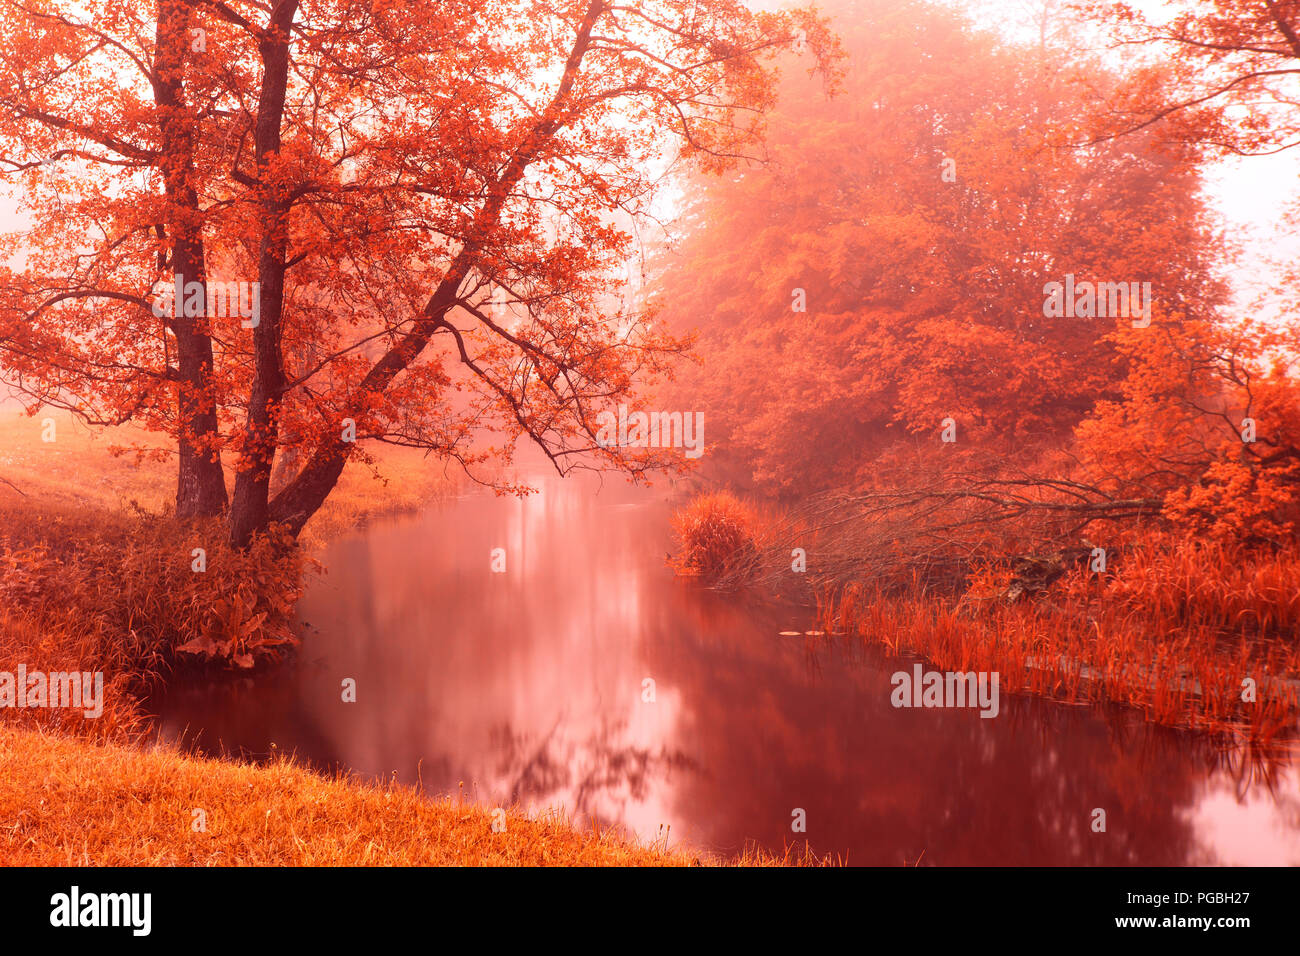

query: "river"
xmin=149 ymin=469 xmax=1300 ymax=864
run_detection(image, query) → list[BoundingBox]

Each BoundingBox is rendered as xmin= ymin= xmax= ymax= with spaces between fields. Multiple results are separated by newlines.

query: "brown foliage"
xmin=0 ymin=500 xmax=312 ymax=738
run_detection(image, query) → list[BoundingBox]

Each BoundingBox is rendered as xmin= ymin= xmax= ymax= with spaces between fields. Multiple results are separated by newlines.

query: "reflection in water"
xmin=150 ymin=472 xmax=1300 ymax=864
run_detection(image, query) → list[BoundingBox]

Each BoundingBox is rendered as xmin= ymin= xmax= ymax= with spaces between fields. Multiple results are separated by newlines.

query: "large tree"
xmin=0 ymin=0 xmax=836 ymax=544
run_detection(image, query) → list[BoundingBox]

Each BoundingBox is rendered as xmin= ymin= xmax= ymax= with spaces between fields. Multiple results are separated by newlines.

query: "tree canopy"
xmin=0 ymin=0 xmax=836 ymax=543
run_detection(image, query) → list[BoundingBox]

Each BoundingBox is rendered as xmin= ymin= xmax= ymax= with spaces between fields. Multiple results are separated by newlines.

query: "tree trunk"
xmin=156 ymin=0 xmax=227 ymax=518
xmin=264 ymin=0 xmax=600 ymax=541
xmin=173 ymin=264 xmax=229 ymax=519
xmin=228 ymin=0 xmax=299 ymax=548
xmin=269 ymin=275 xmax=467 ymax=538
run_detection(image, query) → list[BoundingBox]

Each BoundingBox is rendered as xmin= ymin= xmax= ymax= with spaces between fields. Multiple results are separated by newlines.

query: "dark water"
xmin=150 ymin=471 xmax=1300 ymax=864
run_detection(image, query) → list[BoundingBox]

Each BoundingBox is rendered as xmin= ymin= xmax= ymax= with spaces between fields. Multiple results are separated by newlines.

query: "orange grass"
xmin=0 ymin=609 xmax=143 ymax=741
xmin=669 ymin=490 xmax=759 ymax=582
xmin=0 ymin=725 xmax=808 ymax=866
xmin=819 ymin=537 xmax=1300 ymax=742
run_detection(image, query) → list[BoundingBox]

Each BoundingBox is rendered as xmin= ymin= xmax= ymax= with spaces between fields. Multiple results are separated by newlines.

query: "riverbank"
xmin=671 ymin=492 xmax=1300 ymax=741
xmin=0 ymin=414 xmax=769 ymax=866
xmin=0 ymin=408 xmax=466 ymax=696
xmin=0 ymin=726 xmax=745 ymax=865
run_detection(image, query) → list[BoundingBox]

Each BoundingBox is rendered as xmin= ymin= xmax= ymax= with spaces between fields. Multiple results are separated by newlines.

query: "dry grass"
xmin=819 ymin=535 xmax=1300 ymax=741
xmin=0 ymin=609 xmax=144 ymax=740
xmin=0 ymin=409 xmax=175 ymax=512
xmin=669 ymin=490 xmax=760 ymax=582
xmin=0 ymin=725 xmax=785 ymax=866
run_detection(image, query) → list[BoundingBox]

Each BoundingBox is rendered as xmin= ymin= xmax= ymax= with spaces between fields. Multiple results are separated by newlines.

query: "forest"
xmin=0 ymin=0 xmax=1296 ymax=875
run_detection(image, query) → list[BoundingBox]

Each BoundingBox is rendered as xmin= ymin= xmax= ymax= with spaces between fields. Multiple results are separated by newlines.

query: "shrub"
xmin=0 ymin=501 xmax=314 ymax=679
xmin=669 ymin=491 xmax=759 ymax=584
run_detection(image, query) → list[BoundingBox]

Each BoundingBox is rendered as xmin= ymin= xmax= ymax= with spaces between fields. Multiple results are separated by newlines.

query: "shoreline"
xmin=0 ymin=725 xmax=777 ymax=866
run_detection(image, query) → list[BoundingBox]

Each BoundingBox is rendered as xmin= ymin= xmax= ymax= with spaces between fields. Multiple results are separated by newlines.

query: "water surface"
xmin=151 ymin=472 xmax=1300 ymax=864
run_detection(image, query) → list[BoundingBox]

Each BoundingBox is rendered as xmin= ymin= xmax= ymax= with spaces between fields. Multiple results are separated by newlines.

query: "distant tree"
xmin=651 ymin=0 xmax=1225 ymax=497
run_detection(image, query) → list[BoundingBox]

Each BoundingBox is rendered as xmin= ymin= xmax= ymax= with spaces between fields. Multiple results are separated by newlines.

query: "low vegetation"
xmin=670 ymin=485 xmax=1300 ymax=741
xmin=668 ymin=490 xmax=761 ymax=583
xmin=818 ymin=542 xmax=1300 ymax=741
xmin=0 ymin=408 xmax=459 ymax=688
xmin=0 ymin=726 xmax=780 ymax=866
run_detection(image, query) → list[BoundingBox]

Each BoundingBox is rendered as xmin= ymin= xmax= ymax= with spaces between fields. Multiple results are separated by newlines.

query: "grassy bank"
xmin=0 ymin=408 xmax=464 ymax=692
xmin=0 ymin=726 xmax=739 ymax=866
xmin=819 ymin=554 xmax=1300 ymax=743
